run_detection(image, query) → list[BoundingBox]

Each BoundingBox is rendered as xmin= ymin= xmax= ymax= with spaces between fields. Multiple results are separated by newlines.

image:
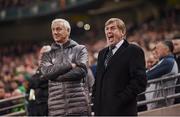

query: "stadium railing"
xmin=1 ymin=73 xmax=180 ymax=115
xmin=138 ymin=73 xmax=180 ymax=107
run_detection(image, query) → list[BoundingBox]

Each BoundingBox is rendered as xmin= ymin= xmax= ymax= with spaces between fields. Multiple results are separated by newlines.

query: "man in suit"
xmin=92 ymin=18 xmax=147 ymax=116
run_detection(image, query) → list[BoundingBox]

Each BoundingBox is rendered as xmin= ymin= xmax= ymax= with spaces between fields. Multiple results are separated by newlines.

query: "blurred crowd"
xmin=0 ymin=0 xmax=50 ymax=9
xmin=0 ymin=44 xmax=40 ymax=102
xmin=0 ymin=17 xmax=180 ymax=114
xmin=127 ymin=18 xmax=180 ymax=59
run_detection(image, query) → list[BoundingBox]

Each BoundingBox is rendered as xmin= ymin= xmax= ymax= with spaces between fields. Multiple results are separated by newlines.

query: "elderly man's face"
xmin=51 ymin=21 xmax=69 ymax=43
xmin=105 ymin=22 xmax=124 ymax=46
xmin=155 ymin=42 xmax=169 ymax=58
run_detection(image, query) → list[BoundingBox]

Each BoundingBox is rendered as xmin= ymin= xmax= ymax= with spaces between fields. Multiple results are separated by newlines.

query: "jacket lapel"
xmin=106 ymin=40 xmax=129 ymax=69
xmin=97 ymin=47 xmax=109 ymax=75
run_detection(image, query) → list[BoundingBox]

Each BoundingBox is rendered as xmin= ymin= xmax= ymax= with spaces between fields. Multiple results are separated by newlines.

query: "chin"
xmin=110 ymin=42 xmax=115 ymax=45
xmin=55 ymin=40 xmax=62 ymax=43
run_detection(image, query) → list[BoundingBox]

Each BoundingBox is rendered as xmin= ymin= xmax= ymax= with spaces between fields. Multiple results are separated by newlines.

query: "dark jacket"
xmin=175 ymin=54 xmax=180 ymax=71
xmin=40 ymin=39 xmax=90 ymax=116
xmin=29 ymin=70 xmax=48 ymax=103
xmin=175 ymin=54 xmax=180 ymax=104
xmin=92 ymin=40 xmax=147 ymax=116
xmin=28 ymin=69 xmax=48 ymax=116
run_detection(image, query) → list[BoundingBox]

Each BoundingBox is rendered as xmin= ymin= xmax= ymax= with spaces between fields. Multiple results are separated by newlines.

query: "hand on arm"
xmin=39 ymin=49 xmax=73 ymax=80
xmin=53 ymin=46 xmax=88 ymax=82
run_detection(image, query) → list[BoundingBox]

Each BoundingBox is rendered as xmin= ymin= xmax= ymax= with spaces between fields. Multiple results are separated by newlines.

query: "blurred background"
xmin=0 ymin=0 xmax=180 ymax=115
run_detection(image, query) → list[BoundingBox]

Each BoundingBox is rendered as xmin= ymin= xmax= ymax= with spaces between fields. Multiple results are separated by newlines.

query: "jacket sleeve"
xmin=146 ymin=58 xmax=174 ymax=80
xmin=29 ymin=69 xmax=48 ymax=89
xmin=117 ymin=46 xmax=147 ymax=105
xmin=92 ymin=50 xmax=102 ymax=103
xmin=52 ymin=45 xmax=88 ymax=82
xmin=40 ymin=52 xmax=73 ymax=80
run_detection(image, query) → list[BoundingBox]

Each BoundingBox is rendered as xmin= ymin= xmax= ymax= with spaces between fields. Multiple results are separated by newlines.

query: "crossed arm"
xmin=40 ymin=46 xmax=88 ymax=82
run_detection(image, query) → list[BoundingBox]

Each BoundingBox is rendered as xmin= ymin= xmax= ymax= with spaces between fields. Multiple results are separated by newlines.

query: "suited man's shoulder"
xmin=128 ymin=43 xmax=144 ymax=54
xmin=99 ymin=46 xmax=109 ymax=53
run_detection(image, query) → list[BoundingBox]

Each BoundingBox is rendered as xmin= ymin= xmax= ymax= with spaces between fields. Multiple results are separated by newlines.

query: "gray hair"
xmin=51 ymin=18 xmax=71 ymax=34
xmin=105 ymin=18 xmax=126 ymax=35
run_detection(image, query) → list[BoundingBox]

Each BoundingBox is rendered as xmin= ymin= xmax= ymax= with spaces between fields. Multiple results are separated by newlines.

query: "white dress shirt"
xmin=112 ymin=39 xmax=124 ymax=55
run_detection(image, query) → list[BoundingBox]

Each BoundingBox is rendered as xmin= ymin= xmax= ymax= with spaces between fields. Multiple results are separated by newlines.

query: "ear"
xmin=120 ymin=30 xmax=125 ymax=36
xmin=123 ymin=29 xmax=126 ymax=35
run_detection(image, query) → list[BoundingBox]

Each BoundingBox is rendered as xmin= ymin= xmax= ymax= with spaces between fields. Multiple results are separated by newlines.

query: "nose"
xmin=53 ymin=29 xmax=58 ymax=35
xmin=54 ymin=29 xmax=57 ymax=34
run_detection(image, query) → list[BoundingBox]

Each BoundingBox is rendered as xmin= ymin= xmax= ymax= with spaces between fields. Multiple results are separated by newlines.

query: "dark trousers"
xmin=175 ymin=78 xmax=180 ymax=104
xmin=137 ymin=94 xmax=147 ymax=112
xmin=27 ymin=101 xmax=48 ymax=116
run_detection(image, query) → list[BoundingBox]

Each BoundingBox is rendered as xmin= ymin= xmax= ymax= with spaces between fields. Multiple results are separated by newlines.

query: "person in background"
xmin=27 ymin=46 xmax=49 ymax=116
xmin=172 ymin=38 xmax=180 ymax=104
xmin=92 ymin=18 xmax=147 ymax=116
xmin=146 ymin=40 xmax=178 ymax=110
xmin=0 ymin=81 xmax=13 ymax=115
xmin=173 ymin=39 xmax=180 ymax=70
xmin=146 ymin=48 xmax=159 ymax=70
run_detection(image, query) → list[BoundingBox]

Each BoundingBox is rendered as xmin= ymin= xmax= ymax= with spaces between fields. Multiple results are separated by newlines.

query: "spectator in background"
xmin=0 ymin=86 xmax=8 ymax=115
xmin=172 ymin=39 xmax=180 ymax=70
xmin=3 ymin=71 xmax=12 ymax=93
xmin=172 ymin=38 xmax=180 ymax=104
xmin=172 ymin=37 xmax=180 ymax=72
xmin=92 ymin=18 xmax=147 ymax=116
xmin=146 ymin=40 xmax=178 ymax=110
xmin=27 ymin=68 xmax=48 ymax=116
xmin=10 ymin=80 xmax=23 ymax=96
xmin=40 ymin=18 xmax=90 ymax=116
xmin=9 ymin=79 xmax=25 ymax=113
xmin=27 ymin=46 xmax=49 ymax=116
xmin=146 ymin=48 xmax=159 ymax=70
xmin=0 ymin=81 xmax=13 ymax=115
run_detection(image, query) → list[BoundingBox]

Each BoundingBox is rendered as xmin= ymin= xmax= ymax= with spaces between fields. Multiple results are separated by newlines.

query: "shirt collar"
xmin=110 ymin=39 xmax=124 ymax=54
xmin=114 ymin=39 xmax=124 ymax=50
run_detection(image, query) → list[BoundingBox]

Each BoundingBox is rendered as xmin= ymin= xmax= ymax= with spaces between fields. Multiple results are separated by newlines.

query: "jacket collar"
xmin=160 ymin=54 xmax=175 ymax=60
xmin=103 ymin=40 xmax=129 ymax=69
xmin=51 ymin=39 xmax=78 ymax=50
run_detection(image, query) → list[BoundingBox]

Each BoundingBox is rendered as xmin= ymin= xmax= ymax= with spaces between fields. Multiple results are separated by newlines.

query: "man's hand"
xmin=71 ymin=63 xmax=76 ymax=68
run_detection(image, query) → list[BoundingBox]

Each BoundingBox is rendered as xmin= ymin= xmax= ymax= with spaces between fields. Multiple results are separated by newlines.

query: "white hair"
xmin=51 ymin=18 xmax=71 ymax=34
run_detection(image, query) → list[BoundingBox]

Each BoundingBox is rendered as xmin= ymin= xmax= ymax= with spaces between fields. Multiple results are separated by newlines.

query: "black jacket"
xmin=29 ymin=69 xmax=48 ymax=103
xmin=92 ymin=40 xmax=147 ymax=116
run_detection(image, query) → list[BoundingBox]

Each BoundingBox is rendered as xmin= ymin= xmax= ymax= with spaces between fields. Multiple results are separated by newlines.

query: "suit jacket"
xmin=92 ymin=40 xmax=147 ymax=116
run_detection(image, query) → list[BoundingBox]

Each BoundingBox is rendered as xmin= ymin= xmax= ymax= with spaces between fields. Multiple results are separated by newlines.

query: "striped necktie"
xmin=104 ymin=46 xmax=115 ymax=68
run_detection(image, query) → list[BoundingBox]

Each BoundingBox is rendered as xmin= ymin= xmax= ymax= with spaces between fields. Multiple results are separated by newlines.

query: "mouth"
xmin=108 ymin=35 xmax=114 ymax=42
xmin=54 ymin=35 xmax=62 ymax=40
